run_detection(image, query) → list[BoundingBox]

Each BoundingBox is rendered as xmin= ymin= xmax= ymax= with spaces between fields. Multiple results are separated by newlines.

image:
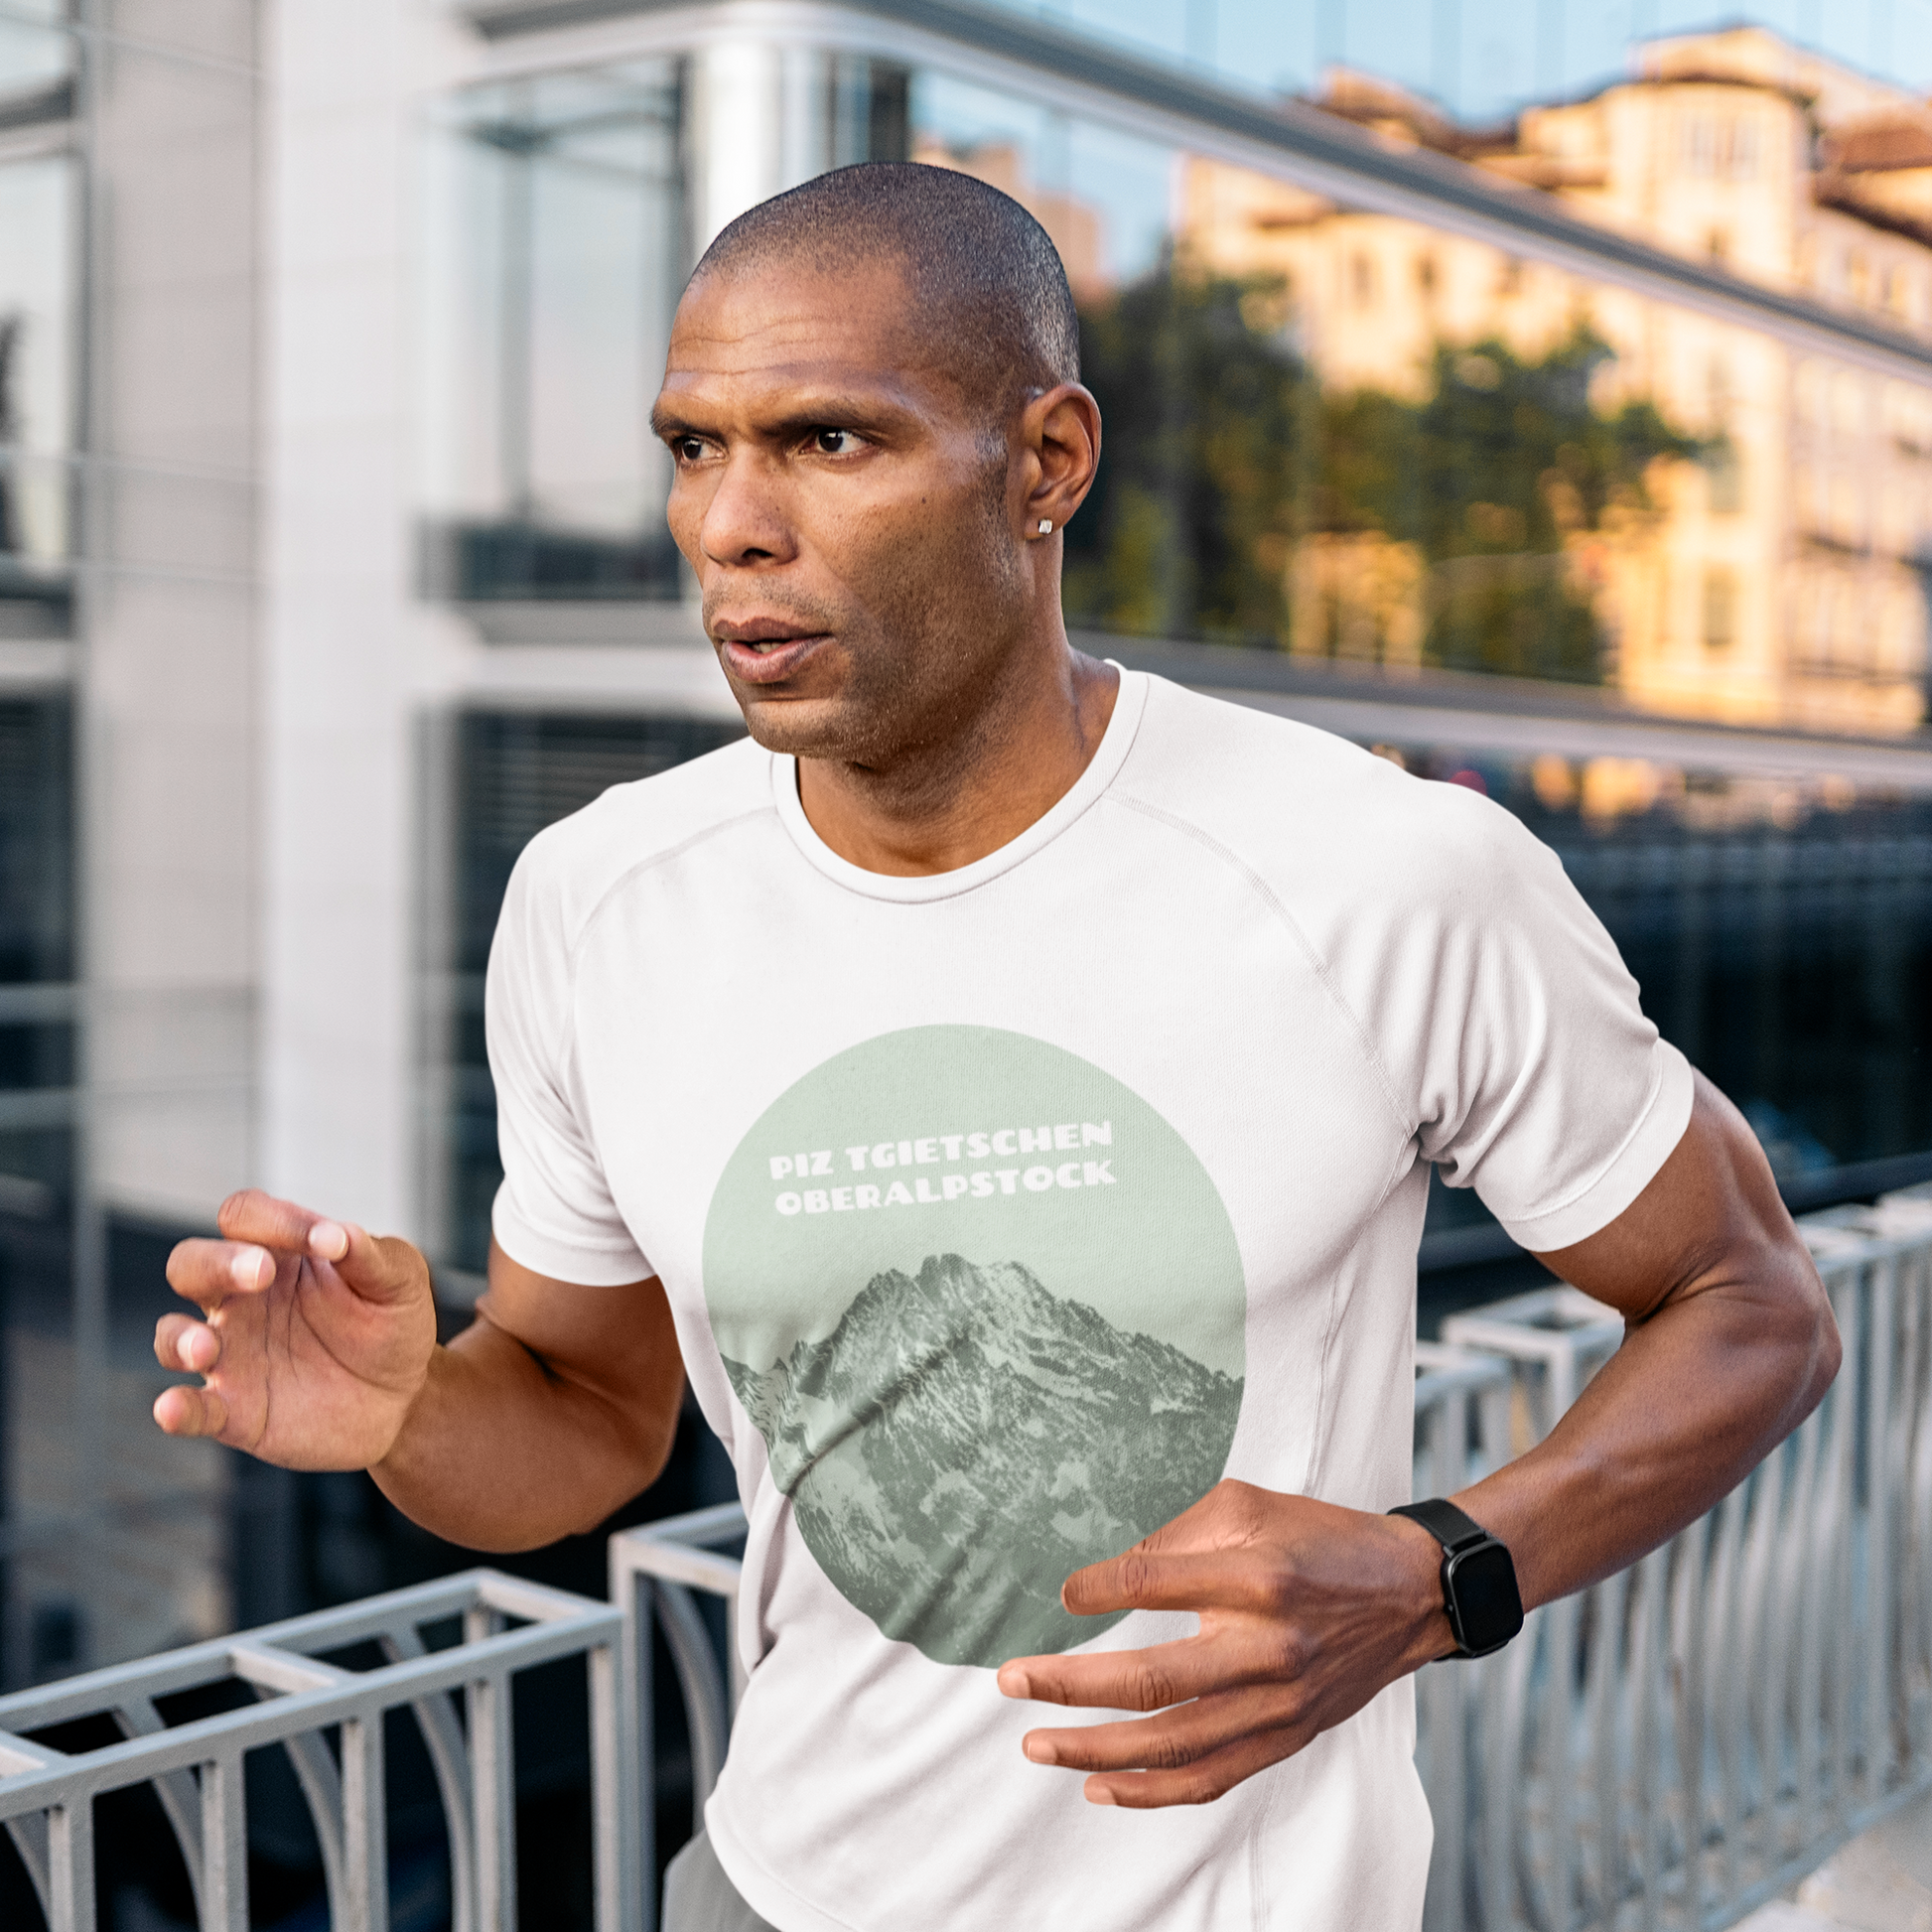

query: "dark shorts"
xmin=663 ymin=1831 xmax=779 ymax=1932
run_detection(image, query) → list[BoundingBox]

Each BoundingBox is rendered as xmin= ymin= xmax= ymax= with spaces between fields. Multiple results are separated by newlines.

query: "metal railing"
xmin=0 ymin=1569 xmax=625 ymax=1932
xmin=608 ymin=1502 xmax=749 ymax=1932
xmin=1424 ymin=1186 xmax=1932 ymax=1931
xmin=7 ymin=1192 xmax=1926 ymax=1931
xmin=614 ymin=1189 xmax=1932 ymax=1932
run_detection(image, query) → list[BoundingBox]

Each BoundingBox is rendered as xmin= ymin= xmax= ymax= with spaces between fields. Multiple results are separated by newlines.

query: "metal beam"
xmin=466 ymin=0 xmax=1932 ymax=388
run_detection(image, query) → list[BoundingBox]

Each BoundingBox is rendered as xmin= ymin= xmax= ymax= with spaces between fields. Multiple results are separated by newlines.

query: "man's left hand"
xmin=997 ymin=1480 xmax=1450 ymax=1808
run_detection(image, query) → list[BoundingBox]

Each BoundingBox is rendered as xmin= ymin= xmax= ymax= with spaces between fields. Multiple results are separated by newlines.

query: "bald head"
xmin=692 ymin=162 xmax=1081 ymax=420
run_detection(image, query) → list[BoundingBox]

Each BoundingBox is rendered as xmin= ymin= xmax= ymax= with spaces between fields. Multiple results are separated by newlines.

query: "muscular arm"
xmin=998 ymin=1073 xmax=1839 ymax=1806
xmin=1452 ymin=1073 xmax=1838 ymax=1607
xmin=372 ymin=1242 xmax=686 ymax=1552
xmin=156 ymin=1193 xmax=686 ymax=1553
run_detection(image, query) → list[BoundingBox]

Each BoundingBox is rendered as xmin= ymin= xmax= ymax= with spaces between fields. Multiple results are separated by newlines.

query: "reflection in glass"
xmin=0 ymin=153 xmax=74 ymax=637
xmin=0 ymin=13 xmax=71 ymax=102
xmin=419 ymin=63 xmax=687 ymax=603
xmin=445 ymin=711 xmax=743 ymax=1271
xmin=1382 ymin=741 xmax=1932 ymax=1182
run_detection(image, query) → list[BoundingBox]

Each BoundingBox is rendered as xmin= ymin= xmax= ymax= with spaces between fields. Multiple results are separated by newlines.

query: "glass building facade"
xmin=4 ymin=0 xmax=1932 ymax=1917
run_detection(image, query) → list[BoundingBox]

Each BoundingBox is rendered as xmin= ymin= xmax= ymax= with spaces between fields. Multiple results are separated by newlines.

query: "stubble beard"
xmin=726 ymin=456 xmax=1033 ymax=802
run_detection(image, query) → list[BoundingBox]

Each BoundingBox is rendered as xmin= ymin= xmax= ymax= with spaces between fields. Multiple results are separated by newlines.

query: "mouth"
xmin=711 ymin=620 xmax=832 ymax=687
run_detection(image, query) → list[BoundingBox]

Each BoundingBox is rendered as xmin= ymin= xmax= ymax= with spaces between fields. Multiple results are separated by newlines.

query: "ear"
xmin=1016 ymin=383 xmax=1102 ymax=541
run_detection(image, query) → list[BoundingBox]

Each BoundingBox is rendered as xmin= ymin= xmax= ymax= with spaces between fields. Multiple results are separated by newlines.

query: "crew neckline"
xmin=769 ymin=665 xmax=1148 ymax=902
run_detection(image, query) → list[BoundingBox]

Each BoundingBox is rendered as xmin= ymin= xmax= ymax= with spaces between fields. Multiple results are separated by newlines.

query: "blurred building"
xmin=0 ymin=0 xmax=1929 ymax=1810
xmin=1181 ymin=25 xmax=1932 ymax=731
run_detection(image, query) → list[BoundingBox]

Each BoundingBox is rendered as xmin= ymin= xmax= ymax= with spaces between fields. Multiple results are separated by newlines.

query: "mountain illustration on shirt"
xmin=720 ymin=1252 xmax=1245 ymax=1668
xmin=702 ymin=1024 xmax=1250 ymax=1673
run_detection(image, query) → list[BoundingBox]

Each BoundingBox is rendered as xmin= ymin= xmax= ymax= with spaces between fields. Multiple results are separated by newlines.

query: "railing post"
xmin=473 ymin=1671 xmax=516 ymax=1932
xmin=48 ymin=1796 xmax=93 ymax=1932
xmin=344 ymin=1711 xmax=389 ymax=1932
xmin=611 ymin=1541 xmax=654 ymax=1932
xmin=590 ymin=1639 xmax=624 ymax=1932
xmin=200 ymin=1753 xmax=248 ymax=1932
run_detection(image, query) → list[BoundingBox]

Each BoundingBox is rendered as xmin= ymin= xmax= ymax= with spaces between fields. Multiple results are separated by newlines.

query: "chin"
xmin=734 ymin=690 xmax=875 ymax=761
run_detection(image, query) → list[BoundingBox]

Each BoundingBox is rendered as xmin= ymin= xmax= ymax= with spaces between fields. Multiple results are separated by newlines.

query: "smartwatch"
xmin=1387 ymin=1498 xmax=1524 ymax=1658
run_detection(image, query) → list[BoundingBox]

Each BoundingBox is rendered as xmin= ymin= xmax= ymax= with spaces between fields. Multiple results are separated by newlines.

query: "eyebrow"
xmin=649 ymin=386 xmax=922 ymax=444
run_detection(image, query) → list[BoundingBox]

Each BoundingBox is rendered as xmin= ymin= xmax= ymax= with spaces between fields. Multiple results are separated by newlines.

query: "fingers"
xmin=215 ymin=1187 xmax=345 ymax=1256
xmin=1061 ymin=1549 xmax=1285 ymax=1619
xmin=1085 ymin=1733 xmax=1295 ymax=1810
xmin=169 ymin=1191 xmax=425 ymax=1311
xmin=154 ymin=1312 xmax=220 ymax=1375
xmin=167 ymin=1238 xmax=275 ymax=1310
xmin=152 ymin=1380 xmax=230 ymax=1440
xmin=1019 ymin=1685 xmax=1308 ymax=1808
xmin=1000 ymin=1628 xmax=1295 ymax=1712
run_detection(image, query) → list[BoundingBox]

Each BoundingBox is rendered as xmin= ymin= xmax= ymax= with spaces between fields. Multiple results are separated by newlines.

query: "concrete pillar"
xmin=79 ymin=2 xmax=260 ymax=1225
xmin=258 ymin=0 xmax=420 ymax=1232
xmin=689 ymin=39 xmax=785 ymax=257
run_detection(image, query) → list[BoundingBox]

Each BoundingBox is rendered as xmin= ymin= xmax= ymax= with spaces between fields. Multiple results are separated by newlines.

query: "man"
xmin=156 ymin=165 xmax=1837 ymax=1931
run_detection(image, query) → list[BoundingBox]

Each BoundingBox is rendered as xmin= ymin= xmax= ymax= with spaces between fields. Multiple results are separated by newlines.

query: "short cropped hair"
xmin=693 ymin=162 xmax=1081 ymax=416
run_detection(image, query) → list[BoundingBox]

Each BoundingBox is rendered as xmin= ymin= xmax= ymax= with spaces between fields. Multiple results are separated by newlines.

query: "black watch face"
xmin=1445 ymin=1541 xmax=1524 ymax=1655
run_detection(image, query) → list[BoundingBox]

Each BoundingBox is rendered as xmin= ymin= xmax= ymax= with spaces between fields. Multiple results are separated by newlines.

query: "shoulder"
xmin=1115 ymin=673 xmax=1556 ymax=918
xmin=502 ymin=731 xmax=771 ymax=949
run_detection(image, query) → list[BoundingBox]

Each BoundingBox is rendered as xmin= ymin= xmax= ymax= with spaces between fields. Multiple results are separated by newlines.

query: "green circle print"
xmin=702 ymin=1025 xmax=1246 ymax=1671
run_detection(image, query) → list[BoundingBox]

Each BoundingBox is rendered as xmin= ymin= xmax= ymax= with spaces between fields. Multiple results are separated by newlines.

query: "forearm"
xmin=1451 ymin=1269 xmax=1839 ymax=1611
xmin=371 ymin=1315 xmax=681 ymax=1551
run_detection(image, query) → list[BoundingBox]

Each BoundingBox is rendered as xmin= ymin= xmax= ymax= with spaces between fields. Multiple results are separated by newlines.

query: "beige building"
xmin=1179 ymin=26 xmax=1932 ymax=733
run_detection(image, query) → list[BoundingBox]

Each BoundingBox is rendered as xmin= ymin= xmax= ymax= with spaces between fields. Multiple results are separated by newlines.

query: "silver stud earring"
xmin=1036 ymin=519 xmax=1052 ymax=535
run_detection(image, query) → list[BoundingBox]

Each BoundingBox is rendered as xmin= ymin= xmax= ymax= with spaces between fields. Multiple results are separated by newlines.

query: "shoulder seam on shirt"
xmin=567 ymin=804 xmax=775 ymax=964
xmin=1106 ymin=791 xmax=1415 ymax=1143
xmin=553 ymin=804 xmax=774 ymax=1102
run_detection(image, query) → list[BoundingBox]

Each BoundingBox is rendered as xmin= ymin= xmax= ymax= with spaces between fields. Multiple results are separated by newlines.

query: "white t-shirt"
xmin=487 ymin=668 xmax=1692 ymax=1932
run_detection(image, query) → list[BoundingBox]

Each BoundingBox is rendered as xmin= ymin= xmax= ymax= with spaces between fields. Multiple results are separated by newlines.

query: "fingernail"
xmin=1087 ymin=1785 xmax=1117 ymax=1806
xmin=311 ymin=1220 xmax=348 ymax=1261
xmin=998 ymin=1667 xmax=1030 ymax=1699
xmin=1023 ymin=1736 xmax=1057 ymax=1765
xmin=230 ymin=1250 xmax=266 ymax=1290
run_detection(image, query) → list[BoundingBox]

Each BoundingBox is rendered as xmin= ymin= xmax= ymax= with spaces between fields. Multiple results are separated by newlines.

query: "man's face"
xmin=652 ymin=255 xmax=1033 ymax=765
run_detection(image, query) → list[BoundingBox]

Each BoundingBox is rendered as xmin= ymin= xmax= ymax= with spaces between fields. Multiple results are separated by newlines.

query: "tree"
xmin=1065 ymin=274 xmax=1700 ymax=685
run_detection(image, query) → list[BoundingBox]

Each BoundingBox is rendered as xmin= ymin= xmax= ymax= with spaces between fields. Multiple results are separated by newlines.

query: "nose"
xmin=698 ymin=450 xmax=796 ymax=570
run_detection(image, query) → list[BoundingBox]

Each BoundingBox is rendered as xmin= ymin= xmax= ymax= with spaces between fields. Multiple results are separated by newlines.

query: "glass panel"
xmin=909 ymin=58 xmax=1932 ymax=1197
xmin=0 ymin=151 xmax=75 ymax=636
xmin=0 ymin=12 xmax=72 ymax=100
xmin=442 ymin=711 xmax=744 ymax=1274
xmin=418 ymin=61 xmax=687 ymax=603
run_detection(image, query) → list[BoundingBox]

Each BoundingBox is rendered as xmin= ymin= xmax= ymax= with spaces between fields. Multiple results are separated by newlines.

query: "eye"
xmin=670 ymin=435 xmax=708 ymax=464
xmin=811 ymin=428 xmax=863 ymax=456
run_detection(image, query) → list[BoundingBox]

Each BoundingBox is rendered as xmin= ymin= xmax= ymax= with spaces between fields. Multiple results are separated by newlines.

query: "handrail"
xmin=0 ymin=1570 xmax=626 ymax=1932
xmin=615 ymin=1186 xmax=1932 ymax=1932
xmin=11 ymin=1195 xmax=1923 ymax=1930
xmin=608 ymin=1502 xmax=750 ymax=1932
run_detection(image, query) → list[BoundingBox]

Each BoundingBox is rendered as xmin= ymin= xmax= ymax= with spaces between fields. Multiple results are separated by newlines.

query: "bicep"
xmin=1530 ymin=1072 xmax=1819 ymax=1329
xmin=466 ymin=1240 xmax=686 ymax=1426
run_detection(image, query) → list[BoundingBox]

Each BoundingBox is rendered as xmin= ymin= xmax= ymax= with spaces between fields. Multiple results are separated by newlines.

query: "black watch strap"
xmin=1388 ymin=1498 xmax=1524 ymax=1658
xmin=1388 ymin=1497 xmax=1491 ymax=1554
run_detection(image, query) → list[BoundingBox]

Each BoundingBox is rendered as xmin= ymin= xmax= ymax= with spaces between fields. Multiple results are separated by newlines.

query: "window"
xmin=443 ymin=710 xmax=745 ymax=1270
xmin=0 ymin=152 xmax=75 ymax=637
xmin=1706 ymin=443 xmax=1743 ymax=514
xmin=1703 ymin=567 xmax=1737 ymax=650
xmin=420 ymin=62 xmax=689 ymax=606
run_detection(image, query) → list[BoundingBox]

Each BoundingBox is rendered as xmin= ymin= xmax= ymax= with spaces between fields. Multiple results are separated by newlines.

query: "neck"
xmin=795 ymin=635 xmax=1121 ymax=877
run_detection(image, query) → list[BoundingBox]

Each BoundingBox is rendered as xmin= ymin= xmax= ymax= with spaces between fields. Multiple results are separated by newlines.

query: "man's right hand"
xmin=154 ymin=1188 xmax=438 ymax=1471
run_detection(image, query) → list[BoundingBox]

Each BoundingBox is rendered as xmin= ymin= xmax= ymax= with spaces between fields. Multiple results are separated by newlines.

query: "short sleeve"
xmin=485 ymin=837 xmax=654 ymax=1286
xmin=1408 ymin=794 xmax=1694 ymax=1254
